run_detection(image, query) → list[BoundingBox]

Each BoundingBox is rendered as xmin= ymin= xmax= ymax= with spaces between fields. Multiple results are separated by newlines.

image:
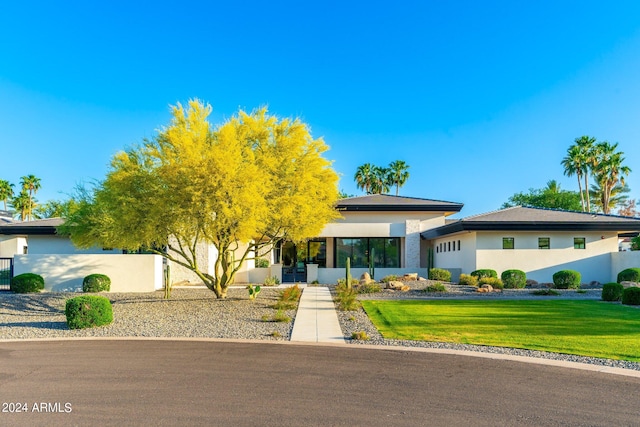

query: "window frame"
xmin=574 ymin=237 xmax=586 ymax=249
xmin=502 ymin=237 xmax=514 ymax=250
xmin=538 ymin=237 xmax=550 ymax=250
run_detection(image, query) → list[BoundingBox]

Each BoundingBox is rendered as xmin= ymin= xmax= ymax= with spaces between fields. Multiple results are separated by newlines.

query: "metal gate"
xmin=0 ymin=258 xmax=13 ymax=290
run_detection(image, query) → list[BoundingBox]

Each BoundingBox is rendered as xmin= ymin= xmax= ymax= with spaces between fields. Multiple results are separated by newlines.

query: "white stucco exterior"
xmin=0 ymin=235 xmax=27 ymax=257
xmin=27 ymin=235 xmax=121 ymax=255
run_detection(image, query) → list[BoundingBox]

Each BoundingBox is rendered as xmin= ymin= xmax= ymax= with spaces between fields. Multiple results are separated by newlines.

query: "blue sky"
xmin=1 ymin=1 xmax=639 ymax=217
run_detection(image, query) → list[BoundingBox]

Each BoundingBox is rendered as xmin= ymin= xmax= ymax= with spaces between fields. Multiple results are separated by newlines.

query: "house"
xmin=2 ymin=196 xmax=640 ymax=291
xmin=421 ymin=206 xmax=640 ymax=284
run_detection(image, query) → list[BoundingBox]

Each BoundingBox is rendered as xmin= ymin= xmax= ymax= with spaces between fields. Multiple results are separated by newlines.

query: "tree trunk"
xmin=584 ymin=174 xmax=591 ymax=212
xmin=576 ymin=173 xmax=585 ymax=211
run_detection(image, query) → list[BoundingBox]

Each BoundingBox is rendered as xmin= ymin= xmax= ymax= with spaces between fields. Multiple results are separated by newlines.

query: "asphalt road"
xmin=1 ymin=340 xmax=639 ymax=426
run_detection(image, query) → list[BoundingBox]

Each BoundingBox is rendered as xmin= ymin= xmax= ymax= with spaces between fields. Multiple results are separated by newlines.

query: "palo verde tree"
xmin=60 ymin=100 xmax=340 ymax=298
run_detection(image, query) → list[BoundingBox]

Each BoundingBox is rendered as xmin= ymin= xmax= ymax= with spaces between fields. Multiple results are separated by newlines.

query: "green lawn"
xmin=361 ymin=299 xmax=640 ymax=361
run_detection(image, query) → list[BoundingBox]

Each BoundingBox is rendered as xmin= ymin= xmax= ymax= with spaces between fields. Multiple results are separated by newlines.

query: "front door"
xmin=281 ymin=242 xmax=306 ymax=283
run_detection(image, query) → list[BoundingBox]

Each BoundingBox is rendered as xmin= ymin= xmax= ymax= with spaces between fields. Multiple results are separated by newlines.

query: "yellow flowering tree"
xmin=61 ymin=100 xmax=340 ymax=298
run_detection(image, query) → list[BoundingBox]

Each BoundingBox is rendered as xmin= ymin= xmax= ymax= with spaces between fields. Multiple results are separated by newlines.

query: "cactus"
xmin=247 ymin=284 xmax=261 ymax=300
xmin=369 ymin=248 xmax=375 ymax=280
xmin=163 ymin=264 xmax=172 ymax=299
xmin=346 ymin=256 xmax=351 ymax=290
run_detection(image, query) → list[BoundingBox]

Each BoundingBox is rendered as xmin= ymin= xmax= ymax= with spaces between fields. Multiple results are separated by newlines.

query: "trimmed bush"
xmin=501 ymin=270 xmax=527 ymax=289
xmin=470 ymin=269 xmax=498 ymax=279
xmin=10 ymin=273 xmax=45 ymax=293
xmin=458 ymin=273 xmax=478 ymax=287
xmin=552 ymin=270 xmax=581 ymax=289
xmin=428 ymin=268 xmax=451 ymax=282
xmin=425 ymin=283 xmax=447 ymax=292
xmin=622 ymin=287 xmax=640 ymax=306
xmin=65 ymin=296 xmax=113 ymax=329
xmin=617 ymin=268 xmax=640 ymax=284
xmin=602 ymin=283 xmax=624 ymax=302
xmin=82 ymin=274 xmax=111 ymax=292
xmin=479 ymin=277 xmax=503 ymax=289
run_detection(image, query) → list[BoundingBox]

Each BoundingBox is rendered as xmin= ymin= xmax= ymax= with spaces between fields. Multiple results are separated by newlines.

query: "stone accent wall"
xmin=404 ymin=219 xmax=421 ymax=269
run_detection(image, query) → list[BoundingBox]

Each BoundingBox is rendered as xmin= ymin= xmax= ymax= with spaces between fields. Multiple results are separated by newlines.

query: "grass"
xmin=361 ymin=299 xmax=640 ymax=361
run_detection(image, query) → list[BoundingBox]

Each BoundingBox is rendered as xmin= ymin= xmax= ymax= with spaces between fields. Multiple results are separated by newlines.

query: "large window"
xmin=502 ymin=237 xmax=514 ymax=249
xmin=538 ymin=237 xmax=550 ymax=249
xmin=335 ymin=238 xmax=400 ymax=268
xmin=574 ymin=237 xmax=586 ymax=249
xmin=306 ymin=239 xmax=327 ymax=267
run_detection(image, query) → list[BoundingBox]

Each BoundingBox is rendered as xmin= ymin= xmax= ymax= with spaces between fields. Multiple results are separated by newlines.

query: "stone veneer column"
xmin=405 ymin=220 xmax=421 ymax=269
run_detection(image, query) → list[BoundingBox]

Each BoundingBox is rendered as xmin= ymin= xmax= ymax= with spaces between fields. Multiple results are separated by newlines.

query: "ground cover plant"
xmin=361 ymin=299 xmax=640 ymax=361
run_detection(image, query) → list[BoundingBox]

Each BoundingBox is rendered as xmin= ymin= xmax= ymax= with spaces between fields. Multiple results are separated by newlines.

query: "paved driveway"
xmin=1 ymin=340 xmax=638 ymax=426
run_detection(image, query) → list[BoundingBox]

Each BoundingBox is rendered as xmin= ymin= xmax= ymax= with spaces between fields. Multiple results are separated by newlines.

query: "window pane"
xmin=384 ymin=238 xmax=400 ymax=268
xmin=538 ymin=238 xmax=550 ymax=249
xmin=307 ymin=239 xmax=327 ymax=268
xmin=370 ymin=238 xmax=386 ymax=268
xmin=502 ymin=237 xmax=514 ymax=249
xmin=574 ymin=237 xmax=586 ymax=249
xmin=335 ymin=238 xmax=352 ymax=268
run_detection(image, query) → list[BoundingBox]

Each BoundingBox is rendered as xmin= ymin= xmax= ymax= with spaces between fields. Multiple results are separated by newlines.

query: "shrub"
xmin=263 ymin=276 xmax=280 ymax=286
xmin=355 ymin=282 xmax=382 ymax=294
xmin=336 ymin=277 xmax=359 ymax=287
xmin=501 ymin=270 xmax=526 ymax=289
xmin=552 ymin=270 xmax=581 ymax=289
xmin=82 ymin=274 xmax=111 ymax=292
xmin=255 ymin=258 xmax=269 ymax=268
xmin=65 ymin=296 xmax=113 ymax=329
xmin=425 ymin=283 xmax=447 ymax=292
xmin=279 ymin=285 xmax=301 ymax=302
xmin=479 ymin=277 xmax=503 ymax=289
xmin=335 ymin=283 xmax=360 ymax=311
xmin=470 ymin=269 xmax=498 ymax=279
xmin=351 ymin=331 xmax=369 ymax=340
xmin=622 ymin=287 xmax=640 ymax=305
xmin=380 ymin=275 xmax=398 ymax=283
xmin=458 ymin=274 xmax=478 ymax=287
xmin=617 ymin=268 xmax=640 ymax=283
xmin=10 ymin=273 xmax=45 ymax=293
xmin=602 ymin=283 xmax=624 ymax=302
xmin=428 ymin=268 xmax=451 ymax=282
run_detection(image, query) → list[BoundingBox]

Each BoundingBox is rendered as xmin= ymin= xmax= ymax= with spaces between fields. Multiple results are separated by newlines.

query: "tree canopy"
xmin=354 ymin=160 xmax=410 ymax=195
xmin=502 ymin=180 xmax=583 ymax=211
xmin=61 ymin=100 xmax=340 ymax=298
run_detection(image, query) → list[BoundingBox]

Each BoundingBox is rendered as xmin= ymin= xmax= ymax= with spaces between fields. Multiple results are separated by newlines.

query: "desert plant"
xmin=164 ymin=265 xmax=172 ymax=299
xmin=279 ymin=284 xmax=301 ymax=302
xmin=272 ymin=309 xmax=291 ymax=322
xmin=602 ymin=283 xmax=624 ymax=302
xmin=335 ymin=283 xmax=360 ymax=311
xmin=355 ymin=282 xmax=382 ymax=294
xmin=65 ymin=295 xmax=113 ymax=329
xmin=346 ymin=256 xmax=352 ymax=290
xmin=552 ymin=270 xmax=581 ymax=289
xmin=380 ymin=275 xmax=398 ymax=283
xmin=501 ymin=270 xmax=526 ymax=289
xmin=351 ymin=331 xmax=369 ymax=340
xmin=622 ymin=287 xmax=640 ymax=305
xmin=425 ymin=283 xmax=447 ymax=292
xmin=82 ymin=273 xmax=111 ymax=293
xmin=617 ymin=268 xmax=640 ymax=283
xmin=247 ymin=284 xmax=261 ymax=300
xmin=337 ymin=277 xmax=359 ymax=287
xmin=255 ymin=258 xmax=269 ymax=268
xmin=428 ymin=268 xmax=451 ymax=282
xmin=458 ymin=274 xmax=478 ymax=287
xmin=368 ymin=247 xmax=375 ymax=280
xmin=269 ymin=331 xmax=282 ymax=338
xmin=10 ymin=273 xmax=45 ymax=293
xmin=479 ymin=277 xmax=504 ymax=289
xmin=470 ymin=269 xmax=498 ymax=279
xmin=530 ymin=289 xmax=560 ymax=296
xmin=263 ymin=276 xmax=280 ymax=286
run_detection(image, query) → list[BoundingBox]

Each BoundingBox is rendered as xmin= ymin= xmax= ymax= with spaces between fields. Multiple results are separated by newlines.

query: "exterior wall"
xmin=317 ymin=267 xmax=428 ymax=284
xmin=611 ymin=251 xmax=640 ymax=281
xmin=168 ymin=239 xmax=217 ymax=285
xmin=473 ymin=231 xmax=616 ymax=283
xmin=0 ymin=235 xmax=28 ymax=257
xmin=319 ymin=212 xmax=446 ymax=238
xmin=433 ymin=232 xmax=477 ymax=278
xmin=27 ymin=235 xmax=120 ymax=255
xmin=13 ymin=254 xmax=163 ymax=292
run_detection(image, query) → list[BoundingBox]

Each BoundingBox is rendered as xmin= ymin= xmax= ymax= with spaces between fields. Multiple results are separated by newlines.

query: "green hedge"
xmin=501 ymin=270 xmax=527 ymax=289
xmin=552 ymin=270 xmax=581 ymax=289
xmin=602 ymin=283 xmax=624 ymax=302
xmin=622 ymin=287 xmax=640 ymax=306
xmin=10 ymin=273 xmax=45 ymax=293
xmin=82 ymin=274 xmax=111 ymax=292
xmin=617 ymin=268 xmax=640 ymax=283
xmin=65 ymin=296 xmax=113 ymax=329
xmin=428 ymin=268 xmax=451 ymax=282
xmin=470 ymin=269 xmax=498 ymax=279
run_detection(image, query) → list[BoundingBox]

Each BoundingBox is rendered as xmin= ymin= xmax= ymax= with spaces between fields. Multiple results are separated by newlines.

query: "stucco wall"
xmin=13 ymin=254 xmax=163 ymax=292
xmin=319 ymin=212 xmax=446 ymax=238
xmin=0 ymin=236 xmax=27 ymax=257
xmin=433 ymin=232 xmax=477 ymax=276
xmin=611 ymin=251 xmax=640 ymax=281
xmin=27 ymin=235 xmax=121 ymax=255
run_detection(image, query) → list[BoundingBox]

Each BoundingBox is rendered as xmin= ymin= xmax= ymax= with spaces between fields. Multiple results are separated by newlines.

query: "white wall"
xmin=433 ymin=232 xmax=477 ymax=276
xmin=0 ymin=236 xmax=28 ymax=257
xmin=13 ymin=254 xmax=163 ymax=292
xmin=27 ymin=235 xmax=121 ymax=255
xmin=319 ymin=212 xmax=446 ymax=238
xmin=611 ymin=251 xmax=640 ymax=282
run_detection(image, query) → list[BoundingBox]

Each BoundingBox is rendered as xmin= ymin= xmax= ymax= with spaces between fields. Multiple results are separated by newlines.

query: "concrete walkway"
xmin=290 ymin=286 xmax=345 ymax=343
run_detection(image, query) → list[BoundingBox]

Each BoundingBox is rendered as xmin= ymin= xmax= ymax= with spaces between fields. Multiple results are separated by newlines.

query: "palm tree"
xmin=590 ymin=182 xmax=630 ymax=214
xmin=387 ymin=160 xmax=410 ymax=196
xmin=561 ymin=144 xmax=588 ymax=211
xmin=576 ymin=136 xmax=598 ymax=212
xmin=354 ymin=163 xmax=375 ymax=194
xmin=370 ymin=166 xmax=391 ymax=194
xmin=0 ymin=180 xmax=14 ymax=211
xmin=11 ymin=190 xmax=33 ymax=221
xmin=20 ymin=175 xmax=41 ymax=220
xmin=591 ymin=141 xmax=631 ymax=214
